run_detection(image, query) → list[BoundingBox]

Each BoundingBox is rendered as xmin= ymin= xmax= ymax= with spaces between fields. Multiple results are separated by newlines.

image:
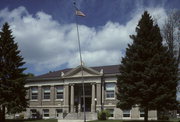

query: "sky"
xmin=0 ymin=0 xmax=179 ymax=76
xmin=0 ymin=0 xmax=180 ymax=100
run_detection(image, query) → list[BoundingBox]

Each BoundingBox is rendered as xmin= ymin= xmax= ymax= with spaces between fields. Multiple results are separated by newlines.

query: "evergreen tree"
xmin=117 ymin=11 xmax=178 ymax=121
xmin=0 ymin=22 xmax=28 ymax=122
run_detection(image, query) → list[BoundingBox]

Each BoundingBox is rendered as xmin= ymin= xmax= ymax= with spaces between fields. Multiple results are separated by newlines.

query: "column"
xmin=91 ymin=83 xmax=95 ymax=112
xmin=70 ymin=84 xmax=74 ymax=112
xmin=63 ymin=84 xmax=69 ymax=112
xmin=96 ymin=83 xmax=101 ymax=111
xmin=78 ymin=92 xmax=81 ymax=113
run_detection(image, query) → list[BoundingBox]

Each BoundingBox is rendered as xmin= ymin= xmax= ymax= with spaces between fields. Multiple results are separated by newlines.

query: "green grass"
xmin=89 ymin=120 xmax=180 ymax=122
xmin=6 ymin=119 xmax=180 ymax=122
xmin=89 ymin=120 xmax=123 ymax=122
xmin=6 ymin=119 xmax=57 ymax=122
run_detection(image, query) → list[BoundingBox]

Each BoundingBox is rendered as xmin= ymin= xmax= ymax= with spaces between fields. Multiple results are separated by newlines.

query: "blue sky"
xmin=0 ymin=0 xmax=179 ymax=76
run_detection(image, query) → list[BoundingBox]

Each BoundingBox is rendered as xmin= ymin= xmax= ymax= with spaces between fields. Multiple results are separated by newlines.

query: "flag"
xmin=75 ymin=9 xmax=86 ymax=17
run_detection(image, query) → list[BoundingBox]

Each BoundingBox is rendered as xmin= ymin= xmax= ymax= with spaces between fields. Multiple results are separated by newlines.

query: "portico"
xmin=61 ymin=65 xmax=103 ymax=113
xmin=65 ymin=83 xmax=98 ymax=113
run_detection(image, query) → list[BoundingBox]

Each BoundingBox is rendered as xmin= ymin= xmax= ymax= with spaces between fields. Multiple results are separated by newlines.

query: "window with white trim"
xmin=56 ymin=86 xmax=63 ymax=99
xmin=43 ymin=86 xmax=50 ymax=99
xmin=56 ymin=109 xmax=63 ymax=117
xmin=123 ymin=110 xmax=131 ymax=117
xmin=105 ymin=83 xmax=115 ymax=98
xmin=31 ymin=109 xmax=37 ymax=118
xmin=43 ymin=109 xmax=49 ymax=117
xmin=140 ymin=110 xmax=145 ymax=117
xmin=31 ymin=87 xmax=38 ymax=100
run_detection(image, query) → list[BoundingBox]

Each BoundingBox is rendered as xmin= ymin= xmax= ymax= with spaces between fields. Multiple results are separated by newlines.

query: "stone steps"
xmin=58 ymin=112 xmax=97 ymax=121
xmin=58 ymin=120 xmax=84 ymax=122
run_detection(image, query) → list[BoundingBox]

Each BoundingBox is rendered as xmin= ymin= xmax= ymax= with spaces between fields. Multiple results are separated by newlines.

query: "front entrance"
xmin=74 ymin=83 xmax=92 ymax=112
xmin=81 ymin=97 xmax=91 ymax=112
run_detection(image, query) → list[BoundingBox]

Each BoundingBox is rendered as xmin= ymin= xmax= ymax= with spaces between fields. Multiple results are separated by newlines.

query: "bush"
xmin=158 ymin=114 xmax=169 ymax=120
xmin=98 ymin=110 xmax=111 ymax=120
xmin=18 ymin=114 xmax=24 ymax=119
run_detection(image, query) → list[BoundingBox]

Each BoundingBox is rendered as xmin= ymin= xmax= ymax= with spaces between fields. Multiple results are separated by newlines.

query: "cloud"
xmin=0 ymin=6 xmax=167 ymax=73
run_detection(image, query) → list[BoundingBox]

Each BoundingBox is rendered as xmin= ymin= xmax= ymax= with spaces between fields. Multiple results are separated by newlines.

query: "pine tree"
xmin=117 ymin=11 xmax=178 ymax=121
xmin=0 ymin=22 xmax=28 ymax=122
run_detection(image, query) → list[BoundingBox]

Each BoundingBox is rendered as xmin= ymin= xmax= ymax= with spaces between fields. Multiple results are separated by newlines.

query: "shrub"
xmin=98 ymin=110 xmax=111 ymax=120
xmin=19 ymin=114 xmax=24 ymax=119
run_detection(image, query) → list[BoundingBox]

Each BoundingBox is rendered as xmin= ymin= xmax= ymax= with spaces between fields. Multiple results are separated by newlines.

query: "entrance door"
xmin=81 ymin=97 xmax=91 ymax=112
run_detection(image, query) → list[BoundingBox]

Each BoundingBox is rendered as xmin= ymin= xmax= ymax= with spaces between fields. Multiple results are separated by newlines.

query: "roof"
xmin=34 ymin=65 xmax=120 ymax=79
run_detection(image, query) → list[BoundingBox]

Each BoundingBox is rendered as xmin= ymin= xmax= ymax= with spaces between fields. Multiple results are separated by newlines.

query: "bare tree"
xmin=162 ymin=10 xmax=180 ymax=119
xmin=162 ymin=10 xmax=180 ymax=63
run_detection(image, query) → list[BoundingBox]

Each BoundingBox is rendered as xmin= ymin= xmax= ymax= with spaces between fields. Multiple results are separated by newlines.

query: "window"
xmin=31 ymin=109 xmax=37 ymax=118
xmin=106 ymin=83 xmax=115 ymax=98
xmin=56 ymin=86 xmax=63 ymax=99
xmin=123 ymin=110 xmax=130 ymax=117
xmin=56 ymin=109 xmax=63 ymax=117
xmin=31 ymin=87 xmax=38 ymax=100
xmin=43 ymin=86 xmax=50 ymax=99
xmin=43 ymin=109 xmax=49 ymax=117
xmin=107 ymin=109 xmax=114 ymax=117
xmin=140 ymin=110 xmax=145 ymax=117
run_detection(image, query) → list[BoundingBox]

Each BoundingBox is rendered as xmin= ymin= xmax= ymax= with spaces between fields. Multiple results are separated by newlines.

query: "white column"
xmin=63 ymin=84 xmax=69 ymax=113
xmin=91 ymin=83 xmax=95 ymax=112
xmin=96 ymin=83 xmax=101 ymax=111
xmin=78 ymin=95 xmax=81 ymax=113
xmin=70 ymin=84 xmax=74 ymax=112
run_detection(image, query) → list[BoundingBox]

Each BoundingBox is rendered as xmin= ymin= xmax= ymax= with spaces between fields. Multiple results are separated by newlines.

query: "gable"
xmin=62 ymin=65 xmax=102 ymax=78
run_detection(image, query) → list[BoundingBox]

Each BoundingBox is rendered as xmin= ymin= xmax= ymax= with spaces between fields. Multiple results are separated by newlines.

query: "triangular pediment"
xmin=62 ymin=65 xmax=102 ymax=78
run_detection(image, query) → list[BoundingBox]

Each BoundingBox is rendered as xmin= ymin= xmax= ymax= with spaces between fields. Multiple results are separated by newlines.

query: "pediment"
xmin=62 ymin=65 xmax=102 ymax=78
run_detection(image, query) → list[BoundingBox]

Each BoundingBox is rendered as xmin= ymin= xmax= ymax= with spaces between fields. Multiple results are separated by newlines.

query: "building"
xmin=24 ymin=65 xmax=157 ymax=120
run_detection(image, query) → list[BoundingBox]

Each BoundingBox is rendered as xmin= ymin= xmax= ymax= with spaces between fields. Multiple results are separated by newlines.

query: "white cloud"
xmin=0 ymin=6 xmax=167 ymax=72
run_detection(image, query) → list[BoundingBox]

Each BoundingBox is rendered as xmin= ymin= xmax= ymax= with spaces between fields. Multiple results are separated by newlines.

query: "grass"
xmin=89 ymin=119 xmax=180 ymax=122
xmin=6 ymin=119 xmax=180 ymax=122
xmin=6 ymin=119 xmax=57 ymax=122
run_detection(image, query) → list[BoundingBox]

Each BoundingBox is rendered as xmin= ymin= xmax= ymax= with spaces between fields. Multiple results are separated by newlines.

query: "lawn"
xmin=89 ymin=120 xmax=180 ymax=122
xmin=6 ymin=119 xmax=180 ymax=122
xmin=6 ymin=119 xmax=57 ymax=122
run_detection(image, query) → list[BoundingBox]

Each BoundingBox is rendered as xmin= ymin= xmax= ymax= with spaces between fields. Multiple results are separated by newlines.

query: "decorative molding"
xmin=61 ymin=72 xmax=64 ymax=77
xmin=63 ymin=65 xmax=101 ymax=78
xmin=100 ymin=69 xmax=103 ymax=74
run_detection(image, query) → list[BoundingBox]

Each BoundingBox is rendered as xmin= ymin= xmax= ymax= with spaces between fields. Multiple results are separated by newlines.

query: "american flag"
xmin=75 ymin=10 xmax=86 ymax=17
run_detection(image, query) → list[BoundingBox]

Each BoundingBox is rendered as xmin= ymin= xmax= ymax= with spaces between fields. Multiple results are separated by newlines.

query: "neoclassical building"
xmin=24 ymin=65 xmax=157 ymax=120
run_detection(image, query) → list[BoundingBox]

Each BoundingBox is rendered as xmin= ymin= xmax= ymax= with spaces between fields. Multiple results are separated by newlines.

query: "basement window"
xmin=43 ymin=109 xmax=49 ymax=117
xmin=123 ymin=110 xmax=131 ymax=117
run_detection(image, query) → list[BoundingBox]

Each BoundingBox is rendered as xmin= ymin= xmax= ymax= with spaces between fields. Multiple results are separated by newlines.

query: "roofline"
xmin=104 ymin=73 xmax=120 ymax=77
xmin=26 ymin=77 xmax=62 ymax=82
xmin=33 ymin=64 xmax=120 ymax=79
xmin=26 ymin=73 xmax=120 ymax=82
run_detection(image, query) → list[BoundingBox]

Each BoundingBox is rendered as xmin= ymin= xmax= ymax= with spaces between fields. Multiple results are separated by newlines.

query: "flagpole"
xmin=73 ymin=1 xmax=86 ymax=122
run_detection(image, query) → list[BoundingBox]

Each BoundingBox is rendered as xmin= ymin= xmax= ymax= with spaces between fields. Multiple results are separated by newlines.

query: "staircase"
xmin=58 ymin=112 xmax=97 ymax=121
